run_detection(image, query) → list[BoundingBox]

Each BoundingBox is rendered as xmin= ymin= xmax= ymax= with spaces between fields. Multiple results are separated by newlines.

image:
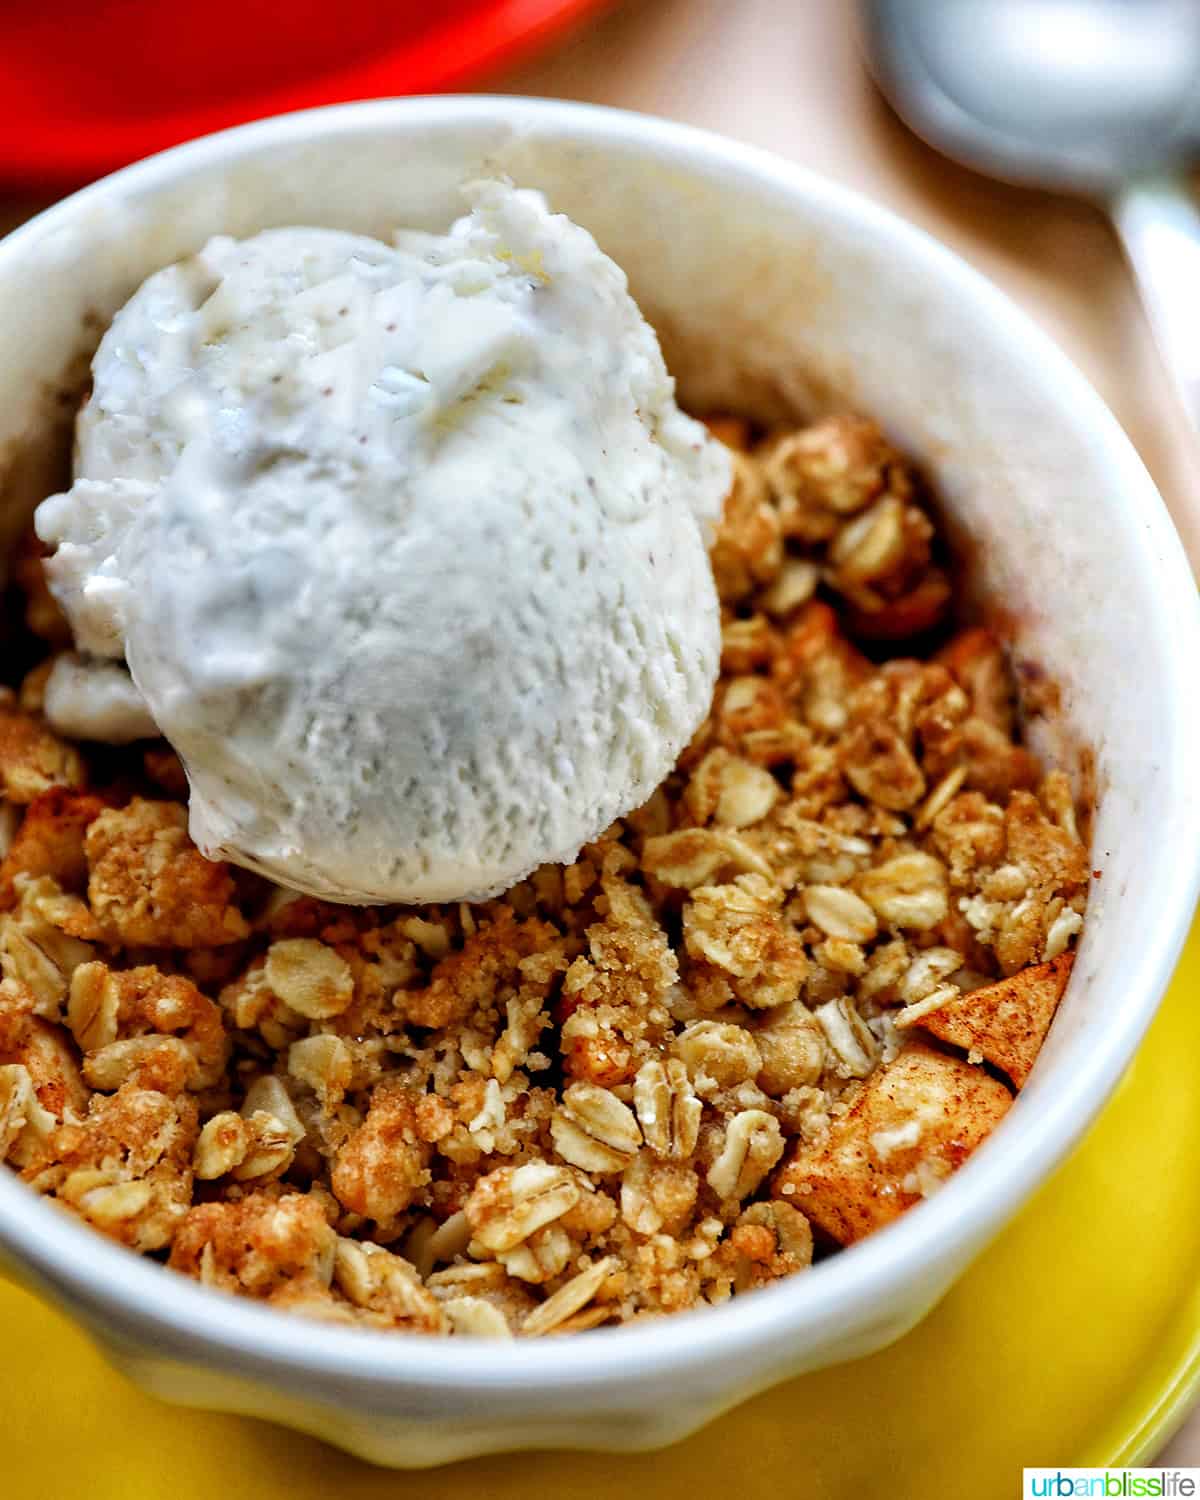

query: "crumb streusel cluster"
xmin=0 ymin=414 xmax=1088 ymax=1336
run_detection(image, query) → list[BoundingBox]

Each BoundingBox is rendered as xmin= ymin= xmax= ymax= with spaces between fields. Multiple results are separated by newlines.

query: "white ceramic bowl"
xmin=0 ymin=97 xmax=1197 ymax=1468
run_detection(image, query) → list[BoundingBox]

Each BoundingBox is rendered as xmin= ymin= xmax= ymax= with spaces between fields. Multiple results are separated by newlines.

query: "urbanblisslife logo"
xmin=1024 ymin=1472 xmax=1199 ymax=1497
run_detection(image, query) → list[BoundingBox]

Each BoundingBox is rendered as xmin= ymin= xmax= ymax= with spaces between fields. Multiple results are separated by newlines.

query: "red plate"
xmin=0 ymin=0 xmax=615 ymax=188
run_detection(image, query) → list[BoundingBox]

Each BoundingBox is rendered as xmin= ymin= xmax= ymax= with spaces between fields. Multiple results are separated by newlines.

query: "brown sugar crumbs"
xmin=0 ymin=413 xmax=1088 ymax=1337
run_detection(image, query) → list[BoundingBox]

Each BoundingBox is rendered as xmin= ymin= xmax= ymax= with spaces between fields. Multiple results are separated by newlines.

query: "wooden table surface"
xmin=2 ymin=0 xmax=1197 ymax=1466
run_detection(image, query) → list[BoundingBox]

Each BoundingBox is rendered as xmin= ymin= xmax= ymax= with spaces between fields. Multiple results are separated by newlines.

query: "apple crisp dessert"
xmin=0 ymin=414 xmax=1088 ymax=1336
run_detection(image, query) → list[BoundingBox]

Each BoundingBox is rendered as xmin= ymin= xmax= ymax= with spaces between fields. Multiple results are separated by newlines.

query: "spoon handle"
xmin=1111 ymin=176 xmax=1200 ymax=441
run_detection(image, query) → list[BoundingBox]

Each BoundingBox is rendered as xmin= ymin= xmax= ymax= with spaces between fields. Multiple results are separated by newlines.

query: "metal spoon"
xmin=862 ymin=0 xmax=1200 ymax=436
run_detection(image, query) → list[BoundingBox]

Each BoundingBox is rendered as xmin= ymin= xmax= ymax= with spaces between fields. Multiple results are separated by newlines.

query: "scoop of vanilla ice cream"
xmin=36 ymin=183 xmax=728 ymax=904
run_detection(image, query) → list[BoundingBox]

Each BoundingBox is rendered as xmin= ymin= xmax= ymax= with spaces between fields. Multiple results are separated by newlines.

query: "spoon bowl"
xmin=864 ymin=0 xmax=1200 ymax=433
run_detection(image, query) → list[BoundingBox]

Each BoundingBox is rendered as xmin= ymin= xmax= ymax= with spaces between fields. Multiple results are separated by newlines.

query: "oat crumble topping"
xmin=0 ymin=413 xmax=1088 ymax=1336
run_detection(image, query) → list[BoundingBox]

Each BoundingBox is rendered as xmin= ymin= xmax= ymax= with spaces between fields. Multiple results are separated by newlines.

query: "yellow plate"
xmin=5 ymin=916 xmax=1200 ymax=1497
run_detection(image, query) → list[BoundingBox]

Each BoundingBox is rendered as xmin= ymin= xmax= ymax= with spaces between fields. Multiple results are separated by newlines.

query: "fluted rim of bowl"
xmin=0 ymin=94 xmax=1197 ymax=1401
